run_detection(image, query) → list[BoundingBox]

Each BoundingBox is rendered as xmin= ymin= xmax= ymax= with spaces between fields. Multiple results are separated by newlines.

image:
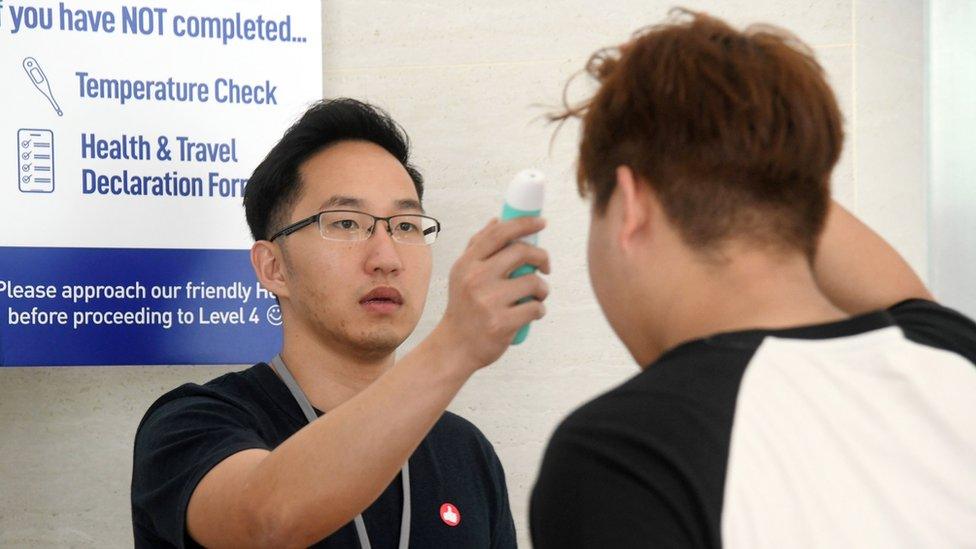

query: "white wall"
xmin=0 ymin=1 xmax=929 ymax=546
xmin=930 ymin=0 xmax=976 ymax=319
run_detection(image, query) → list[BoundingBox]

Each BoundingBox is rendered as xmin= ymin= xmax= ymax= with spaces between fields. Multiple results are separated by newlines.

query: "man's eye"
xmin=397 ymin=222 xmax=419 ymax=232
xmin=333 ymin=219 xmax=360 ymax=230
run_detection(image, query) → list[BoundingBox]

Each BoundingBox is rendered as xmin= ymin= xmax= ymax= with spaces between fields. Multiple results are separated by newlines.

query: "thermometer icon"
xmin=22 ymin=57 xmax=63 ymax=117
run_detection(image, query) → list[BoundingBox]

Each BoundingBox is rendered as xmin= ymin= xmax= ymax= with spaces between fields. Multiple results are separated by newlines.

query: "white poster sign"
xmin=0 ymin=0 xmax=322 ymax=365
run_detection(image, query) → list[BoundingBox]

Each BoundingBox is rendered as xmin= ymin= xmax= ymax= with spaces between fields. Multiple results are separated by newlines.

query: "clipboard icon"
xmin=18 ymin=129 xmax=55 ymax=193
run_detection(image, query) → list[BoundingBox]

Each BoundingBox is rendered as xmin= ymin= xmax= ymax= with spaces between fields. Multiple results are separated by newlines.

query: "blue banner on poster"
xmin=0 ymin=247 xmax=282 ymax=366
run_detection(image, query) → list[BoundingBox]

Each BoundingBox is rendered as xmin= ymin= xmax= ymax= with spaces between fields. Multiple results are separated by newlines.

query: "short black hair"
xmin=244 ymin=98 xmax=424 ymax=241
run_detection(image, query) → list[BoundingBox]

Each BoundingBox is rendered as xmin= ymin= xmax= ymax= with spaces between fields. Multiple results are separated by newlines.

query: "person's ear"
xmin=251 ymin=240 xmax=289 ymax=299
xmin=614 ymin=165 xmax=652 ymax=253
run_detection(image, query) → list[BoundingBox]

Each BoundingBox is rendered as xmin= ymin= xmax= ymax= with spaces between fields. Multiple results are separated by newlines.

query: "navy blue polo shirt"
xmin=132 ymin=363 xmax=517 ymax=548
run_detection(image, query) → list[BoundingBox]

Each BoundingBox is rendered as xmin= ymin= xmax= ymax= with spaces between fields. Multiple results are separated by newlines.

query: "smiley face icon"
xmin=266 ymin=304 xmax=283 ymax=326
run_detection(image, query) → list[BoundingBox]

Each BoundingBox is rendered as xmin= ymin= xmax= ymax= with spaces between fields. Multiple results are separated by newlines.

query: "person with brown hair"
xmin=530 ymin=9 xmax=976 ymax=548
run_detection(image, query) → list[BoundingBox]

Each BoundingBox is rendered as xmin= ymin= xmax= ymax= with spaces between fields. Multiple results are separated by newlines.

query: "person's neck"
xmin=277 ymin=329 xmax=395 ymax=412
xmin=639 ymin=248 xmax=848 ymax=366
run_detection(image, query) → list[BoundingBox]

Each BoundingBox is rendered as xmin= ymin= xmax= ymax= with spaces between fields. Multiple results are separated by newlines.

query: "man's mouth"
xmin=359 ymin=287 xmax=404 ymax=313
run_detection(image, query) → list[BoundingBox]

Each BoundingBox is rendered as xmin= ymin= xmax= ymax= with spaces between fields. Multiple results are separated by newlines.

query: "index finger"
xmin=467 ymin=216 xmax=546 ymax=260
xmin=465 ymin=218 xmax=499 ymax=250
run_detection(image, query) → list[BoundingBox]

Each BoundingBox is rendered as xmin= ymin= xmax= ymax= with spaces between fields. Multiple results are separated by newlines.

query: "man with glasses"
xmin=132 ymin=99 xmax=548 ymax=547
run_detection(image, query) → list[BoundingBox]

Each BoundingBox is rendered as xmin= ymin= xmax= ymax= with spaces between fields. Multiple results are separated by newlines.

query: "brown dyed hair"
xmin=554 ymin=9 xmax=843 ymax=259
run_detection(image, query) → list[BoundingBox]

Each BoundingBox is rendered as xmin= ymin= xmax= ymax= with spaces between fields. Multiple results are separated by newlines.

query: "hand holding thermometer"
xmin=22 ymin=57 xmax=63 ymax=117
xmin=501 ymin=169 xmax=546 ymax=344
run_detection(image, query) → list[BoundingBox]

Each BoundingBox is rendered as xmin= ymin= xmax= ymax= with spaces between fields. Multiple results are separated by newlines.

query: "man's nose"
xmin=363 ymin=220 xmax=403 ymax=275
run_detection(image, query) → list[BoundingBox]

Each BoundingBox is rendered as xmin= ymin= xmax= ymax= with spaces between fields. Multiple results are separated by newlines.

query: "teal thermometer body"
xmin=501 ymin=169 xmax=545 ymax=344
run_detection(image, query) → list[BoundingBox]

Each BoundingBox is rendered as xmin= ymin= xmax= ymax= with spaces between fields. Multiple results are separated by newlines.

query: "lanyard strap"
xmin=270 ymin=355 xmax=411 ymax=549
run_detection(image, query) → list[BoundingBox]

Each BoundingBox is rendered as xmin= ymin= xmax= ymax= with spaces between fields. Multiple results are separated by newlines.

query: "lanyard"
xmin=270 ymin=355 xmax=411 ymax=549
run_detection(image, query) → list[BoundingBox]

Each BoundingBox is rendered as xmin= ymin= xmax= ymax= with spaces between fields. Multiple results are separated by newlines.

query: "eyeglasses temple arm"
xmin=268 ymin=215 xmax=318 ymax=242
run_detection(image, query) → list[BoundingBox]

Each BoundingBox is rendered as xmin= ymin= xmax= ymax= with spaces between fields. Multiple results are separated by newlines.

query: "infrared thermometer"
xmin=501 ymin=169 xmax=545 ymax=344
xmin=23 ymin=57 xmax=63 ymax=117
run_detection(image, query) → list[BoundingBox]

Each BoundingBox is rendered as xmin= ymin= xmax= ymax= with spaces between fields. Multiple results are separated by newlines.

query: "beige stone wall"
xmin=0 ymin=1 xmax=928 ymax=546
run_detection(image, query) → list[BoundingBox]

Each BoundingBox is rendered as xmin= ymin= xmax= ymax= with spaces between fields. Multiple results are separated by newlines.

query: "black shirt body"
xmin=132 ymin=363 xmax=517 ymax=548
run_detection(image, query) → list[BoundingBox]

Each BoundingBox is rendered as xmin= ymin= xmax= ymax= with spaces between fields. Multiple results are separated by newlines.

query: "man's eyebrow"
xmin=318 ymin=195 xmax=425 ymax=213
xmin=319 ymin=195 xmax=363 ymax=210
xmin=395 ymin=199 xmax=425 ymax=213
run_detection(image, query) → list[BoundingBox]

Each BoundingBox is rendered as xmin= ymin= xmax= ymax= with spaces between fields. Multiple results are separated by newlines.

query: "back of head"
xmin=556 ymin=9 xmax=843 ymax=260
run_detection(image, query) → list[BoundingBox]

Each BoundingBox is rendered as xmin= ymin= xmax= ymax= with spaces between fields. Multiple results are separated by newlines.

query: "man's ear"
xmin=251 ymin=241 xmax=289 ymax=299
xmin=614 ymin=165 xmax=652 ymax=252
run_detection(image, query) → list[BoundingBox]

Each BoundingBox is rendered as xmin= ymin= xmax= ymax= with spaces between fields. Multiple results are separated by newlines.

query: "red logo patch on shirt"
xmin=440 ymin=503 xmax=461 ymax=527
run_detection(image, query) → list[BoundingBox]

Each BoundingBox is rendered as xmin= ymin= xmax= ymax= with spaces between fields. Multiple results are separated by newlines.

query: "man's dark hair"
xmin=244 ymin=98 xmax=424 ymax=241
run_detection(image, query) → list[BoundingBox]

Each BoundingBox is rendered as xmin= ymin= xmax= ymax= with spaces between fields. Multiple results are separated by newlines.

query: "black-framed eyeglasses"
xmin=268 ymin=209 xmax=442 ymax=245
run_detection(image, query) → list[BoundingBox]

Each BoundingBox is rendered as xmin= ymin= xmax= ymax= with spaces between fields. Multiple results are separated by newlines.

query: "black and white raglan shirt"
xmin=530 ymin=299 xmax=976 ymax=548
